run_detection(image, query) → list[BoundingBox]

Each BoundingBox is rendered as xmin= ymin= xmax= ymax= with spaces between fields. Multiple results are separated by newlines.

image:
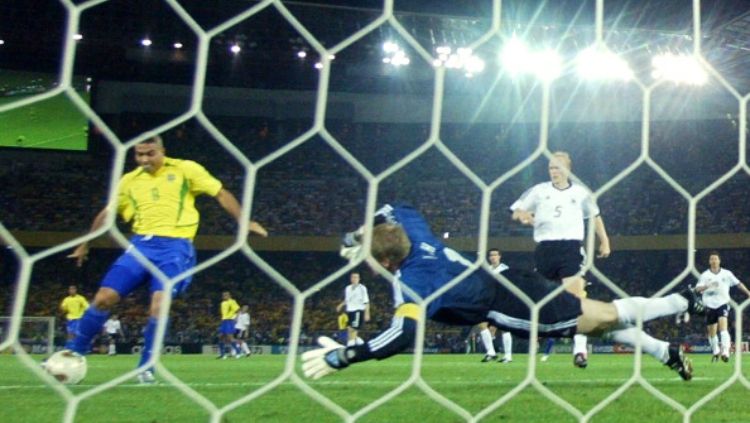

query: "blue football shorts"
xmin=101 ymin=235 xmax=196 ymax=298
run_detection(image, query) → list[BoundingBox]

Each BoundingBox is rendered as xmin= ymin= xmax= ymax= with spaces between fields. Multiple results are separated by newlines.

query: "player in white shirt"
xmin=510 ymin=151 xmax=611 ymax=368
xmin=103 ymin=314 xmax=125 ymax=356
xmin=477 ymin=249 xmax=513 ymax=363
xmin=336 ymin=271 xmax=370 ymax=347
xmin=695 ymin=251 xmax=750 ymax=362
xmin=234 ymin=305 xmax=252 ymax=357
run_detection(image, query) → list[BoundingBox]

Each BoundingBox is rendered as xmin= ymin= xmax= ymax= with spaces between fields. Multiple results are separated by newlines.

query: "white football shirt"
xmin=235 ymin=311 xmax=250 ymax=330
xmin=510 ymin=181 xmax=599 ymax=243
xmin=104 ymin=319 xmax=121 ymax=335
xmin=696 ymin=268 xmax=740 ymax=309
xmin=490 ymin=263 xmax=510 ymax=274
xmin=345 ymin=284 xmax=369 ymax=312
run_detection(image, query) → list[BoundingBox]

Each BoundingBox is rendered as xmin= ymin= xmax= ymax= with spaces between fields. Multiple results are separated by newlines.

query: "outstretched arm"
xmin=67 ymin=207 xmax=110 ymax=267
xmin=302 ymin=304 xmax=419 ymax=379
xmin=594 ymin=215 xmax=611 ymax=258
xmin=214 ymin=188 xmax=268 ymax=237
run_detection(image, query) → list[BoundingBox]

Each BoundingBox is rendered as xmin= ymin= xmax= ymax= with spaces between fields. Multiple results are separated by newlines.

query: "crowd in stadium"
xmin=1 ymin=113 xmax=749 ymax=353
xmin=0 ymin=115 xmax=747 ymax=237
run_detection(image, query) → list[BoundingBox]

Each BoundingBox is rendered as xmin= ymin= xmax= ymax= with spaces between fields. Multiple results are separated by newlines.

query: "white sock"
xmin=720 ymin=331 xmax=731 ymax=356
xmin=108 ymin=343 xmax=116 ymax=355
xmin=355 ymin=336 xmax=365 ymax=346
xmin=502 ymin=332 xmax=512 ymax=359
xmin=347 ymin=340 xmax=356 ymax=347
xmin=609 ymin=326 xmax=669 ymax=363
xmin=573 ymin=334 xmax=588 ymax=355
xmin=613 ymin=294 xmax=688 ymax=326
xmin=241 ymin=341 xmax=250 ymax=354
xmin=709 ymin=335 xmax=720 ymax=355
xmin=480 ymin=328 xmax=496 ymax=356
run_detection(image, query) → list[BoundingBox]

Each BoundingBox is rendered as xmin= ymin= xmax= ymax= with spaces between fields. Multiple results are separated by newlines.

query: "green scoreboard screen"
xmin=0 ymin=70 xmax=91 ymax=151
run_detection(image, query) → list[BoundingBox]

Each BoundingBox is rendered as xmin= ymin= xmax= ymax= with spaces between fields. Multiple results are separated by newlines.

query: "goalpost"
xmin=0 ymin=0 xmax=748 ymax=422
xmin=0 ymin=316 xmax=56 ymax=355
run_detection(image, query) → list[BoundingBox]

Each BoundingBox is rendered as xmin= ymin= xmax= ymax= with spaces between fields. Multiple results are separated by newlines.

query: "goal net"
xmin=0 ymin=316 xmax=55 ymax=355
xmin=1 ymin=0 xmax=748 ymax=422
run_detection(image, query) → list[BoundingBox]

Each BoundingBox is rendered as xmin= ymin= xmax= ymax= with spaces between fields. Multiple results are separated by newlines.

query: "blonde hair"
xmin=372 ymin=224 xmax=411 ymax=266
xmin=551 ymin=151 xmax=572 ymax=170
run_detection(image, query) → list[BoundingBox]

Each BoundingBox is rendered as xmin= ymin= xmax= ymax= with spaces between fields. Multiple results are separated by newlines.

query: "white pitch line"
xmin=0 ymin=377 xmax=715 ymax=390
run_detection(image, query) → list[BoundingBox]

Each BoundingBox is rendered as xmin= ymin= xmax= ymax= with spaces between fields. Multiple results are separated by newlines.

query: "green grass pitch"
xmin=0 ymin=71 xmax=89 ymax=151
xmin=0 ymin=353 xmax=747 ymax=422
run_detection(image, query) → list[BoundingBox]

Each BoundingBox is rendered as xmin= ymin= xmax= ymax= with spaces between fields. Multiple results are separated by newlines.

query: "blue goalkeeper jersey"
xmin=377 ymin=204 xmax=488 ymax=322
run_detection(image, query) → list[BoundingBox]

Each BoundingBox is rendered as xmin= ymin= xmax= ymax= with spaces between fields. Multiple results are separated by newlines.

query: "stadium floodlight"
xmin=576 ymin=47 xmax=633 ymax=81
xmin=531 ymin=49 xmax=562 ymax=81
xmin=0 ymin=40 xmax=5 ymax=46
xmin=390 ymin=51 xmax=410 ymax=66
xmin=436 ymin=46 xmax=451 ymax=55
xmin=651 ymin=53 xmax=707 ymax=85
xmin=297 ymin=50 xmax=307 ymax=58
xmin=500 ymin=36 xmax=531 ymax=76
xmin=464 ymin=55 xmax=485 ymax=74
xmin=140 ymin=38 xmax=152 ymax=47
xmin=173 ymin=42 xmax=183 ymax=49
xmin=434 ymin=46 xmax=484 ymax=75
xmin=383 ymin=41 xmax=399 ymax=53
xmin=314 ymin=62 xmax=323 ymax=69
xmin=383 ymin=43 xmax=410 ymax=67
xmin=230 ymin=44 xmax=241 ymax=54
xmin=73 ymin=33 xmax=83 ymax=41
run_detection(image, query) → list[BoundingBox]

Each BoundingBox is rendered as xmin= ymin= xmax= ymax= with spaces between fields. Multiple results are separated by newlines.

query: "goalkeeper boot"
xmin=665 ymin=345 xmax=692 ymax=381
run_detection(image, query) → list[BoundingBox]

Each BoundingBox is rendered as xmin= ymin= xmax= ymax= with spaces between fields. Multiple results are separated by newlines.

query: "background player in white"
xmin=103 ymin=314 xmax=125 ymax=356
xmin=336 ymin=271 xmax=370 ymax=347
xmin=695 ymin=251 xmax=750 ymax=362
xmin=476 ymin=248 xmax=513 ymax=363
xmin=510 ymin=151 xmax=610 ymax=368
xmin=234 ymin=305 xmax=252 ymax=357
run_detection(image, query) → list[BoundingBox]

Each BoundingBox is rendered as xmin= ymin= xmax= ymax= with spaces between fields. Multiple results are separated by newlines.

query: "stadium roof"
xmin=2 ymin=1 xmax=750 ymax=91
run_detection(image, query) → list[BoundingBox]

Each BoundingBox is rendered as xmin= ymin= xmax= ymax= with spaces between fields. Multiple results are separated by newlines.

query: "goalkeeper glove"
xmin=339 ymin=227 xmax=364 ymax=261
xmin=301 ymin=336 xmax=350 ymax=380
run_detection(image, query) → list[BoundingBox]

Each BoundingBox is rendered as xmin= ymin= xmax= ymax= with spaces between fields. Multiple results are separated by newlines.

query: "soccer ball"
xmin=42 ymin=350 xmax=87 ymax=384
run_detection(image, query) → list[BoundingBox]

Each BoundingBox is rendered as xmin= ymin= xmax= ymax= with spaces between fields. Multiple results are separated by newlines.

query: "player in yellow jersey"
xmin=59 ymin=285 xmax=89 ymax=344
xmin=65 ymin=136 xmax=267 ymax=383
xmin=218 ymin=291 xmax=242 ymax=359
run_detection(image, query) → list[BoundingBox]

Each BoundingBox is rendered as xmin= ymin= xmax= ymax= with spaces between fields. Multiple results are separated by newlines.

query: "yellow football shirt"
xmin=117 ymin=157 xmax=223 ymax=239
xmin=60 ymin=294 xmax=89 ymax=320
xmin=221 ymin=299 xmax=240 ymax=320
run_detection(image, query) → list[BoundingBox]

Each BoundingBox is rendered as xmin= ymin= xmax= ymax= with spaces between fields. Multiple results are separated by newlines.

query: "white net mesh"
xmin=2 ymin=0 xmax=749 ymax=421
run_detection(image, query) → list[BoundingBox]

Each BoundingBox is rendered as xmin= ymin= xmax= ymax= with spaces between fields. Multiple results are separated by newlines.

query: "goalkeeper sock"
xmin=138 ymin=317 xmax=158 ymax=370
xmin=609 ymin=326 xmax=669 ymax=363
xmin=613 ymin=295 xmax=687 ymax=326
xmin=218 ymin=342 xmax=225 ymax=357
xmin=68 ymin=306 xmax=109 ymax=354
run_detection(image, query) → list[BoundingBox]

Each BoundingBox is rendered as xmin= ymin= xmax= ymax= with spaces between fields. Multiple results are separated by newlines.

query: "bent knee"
xmin=93 ymin=288 xmax=121 ymax=310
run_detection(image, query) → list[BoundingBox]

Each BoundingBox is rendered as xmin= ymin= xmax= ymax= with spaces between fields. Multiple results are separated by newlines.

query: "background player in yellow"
xmin=65 ymin=136 xmax=267 ymax=383
xmin=218 ymin=291 xmax=242 ymax=359
xmin=59 ymin=285 xmax=89 ymax=345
